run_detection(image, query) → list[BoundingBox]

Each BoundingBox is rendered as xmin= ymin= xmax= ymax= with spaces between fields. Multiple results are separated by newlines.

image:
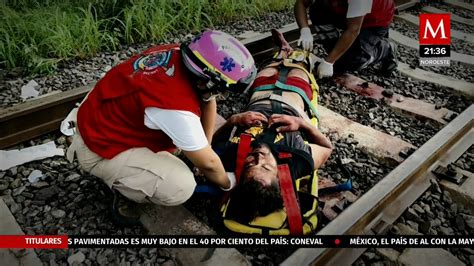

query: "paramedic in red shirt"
xmin=66 ymin=30 xmax=256 ymax=222
xmin=295 ymin=0 xmax=397 ymax=78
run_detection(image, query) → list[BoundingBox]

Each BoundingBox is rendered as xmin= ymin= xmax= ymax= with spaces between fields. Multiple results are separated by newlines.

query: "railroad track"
xmin=284 ymin=104 xmax=473 ymax=265
xmin=0 ymin=0 xmax=473 ymax=265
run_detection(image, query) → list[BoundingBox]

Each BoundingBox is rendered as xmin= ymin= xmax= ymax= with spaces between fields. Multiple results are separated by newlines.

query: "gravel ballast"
xmin=1 ymin=4 xmax=472 ymax=265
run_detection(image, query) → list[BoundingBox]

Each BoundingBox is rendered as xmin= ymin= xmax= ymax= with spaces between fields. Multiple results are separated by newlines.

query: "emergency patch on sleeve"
xmin=133 ymin=50 xmax=172 ymax=73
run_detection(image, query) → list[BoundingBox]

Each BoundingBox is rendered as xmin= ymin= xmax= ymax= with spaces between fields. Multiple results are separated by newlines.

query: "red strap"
xmin=235 ymin=134 xmax=252 ymax=184
xmin=220 ymin=134 xmax=252 ymax=208
xmin=278 ymin=164 xmax=303 ymax=235
xmin=279 ymin=152 xmax=292 ymax=159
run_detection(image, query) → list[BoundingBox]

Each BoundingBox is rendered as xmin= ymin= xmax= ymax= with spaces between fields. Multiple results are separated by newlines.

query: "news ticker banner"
xmin=0 ymin=235 xmax=473 ymax=249
xmin=419 ymin=13 xmax=451 ymax=67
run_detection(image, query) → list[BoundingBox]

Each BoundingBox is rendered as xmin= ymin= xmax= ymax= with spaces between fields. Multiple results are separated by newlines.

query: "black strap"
xmin=336 ymin=152 xmax=353 ymax=180
xmin=264 ymin=70 xmax=281 ymax=143
xmin=274 ymin=144 xmax=314 ymax=171
xmin=271 ymin=64 xmax=290 ymax=115
xmin=271 ymin=90 xmax=283 ymax=115
xmin=318 ymin=151 xmax=354 ymax=196
xmin=278 ymin=66 xmax=289 ymax=84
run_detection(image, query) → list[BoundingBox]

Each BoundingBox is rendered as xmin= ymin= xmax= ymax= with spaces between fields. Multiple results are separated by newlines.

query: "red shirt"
xmin=317 ymin=0 xmax=395 ymax=28
xmin=78 ymin=44 xmax=201 ymax=159
xmin=363 ymin=0 xmax=395 ymax=28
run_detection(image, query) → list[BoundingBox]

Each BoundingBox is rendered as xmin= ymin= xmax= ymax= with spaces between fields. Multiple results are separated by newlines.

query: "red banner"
xmin=419 ymin=14 xmax=451 ymax=45
xmin=0 ymin=235 xmax=68 ymax=249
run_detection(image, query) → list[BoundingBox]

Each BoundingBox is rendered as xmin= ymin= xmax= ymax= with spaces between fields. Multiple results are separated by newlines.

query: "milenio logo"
xmin=419 ymin=14 xmax=451 ymax=67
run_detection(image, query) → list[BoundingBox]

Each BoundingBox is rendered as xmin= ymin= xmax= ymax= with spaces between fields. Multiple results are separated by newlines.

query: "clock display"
xmin=419 ymin=45 xmax=451 ymax=57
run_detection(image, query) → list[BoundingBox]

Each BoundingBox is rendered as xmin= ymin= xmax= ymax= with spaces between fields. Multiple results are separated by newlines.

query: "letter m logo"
xmin=419 ymin=14 xmax=450 ymax=45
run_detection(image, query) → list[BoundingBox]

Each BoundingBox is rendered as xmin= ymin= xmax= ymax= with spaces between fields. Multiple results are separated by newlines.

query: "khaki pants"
xmin=67 ymin=131 xmax=196 ymax=206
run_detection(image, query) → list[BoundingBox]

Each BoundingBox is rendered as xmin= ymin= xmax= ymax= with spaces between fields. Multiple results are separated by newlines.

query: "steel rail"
xmin=396 ymin=0 xmax=420 ymax=11
xmin=1 ymin=1 xmax=469 ymax=265
xmin=0 ymin=85 xmax=92 ymax=148
xmin=0 ymin=0 xmax=416 ymax=149
xmin=0 ymin=27 xmax=298 ymax=149
xmin=283 ymin=104 xmax=474 ymax=266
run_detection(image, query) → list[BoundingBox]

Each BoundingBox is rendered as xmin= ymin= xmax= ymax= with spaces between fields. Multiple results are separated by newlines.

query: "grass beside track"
xmin=0 ymin=0 xmax=293 ymax=75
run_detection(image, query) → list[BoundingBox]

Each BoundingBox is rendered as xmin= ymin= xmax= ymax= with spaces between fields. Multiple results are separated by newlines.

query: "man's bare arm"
xmin=294 ymin=0 xmax=312 ymax=28
xmin=287 ymin=117 xmax=332 ymax=169
xmin=200 ymin=99 xmax=217 ymax=144
xmin=183 ymin=146 xmax=230 ymax=189
xmin=269 ymin=114 xmax=333 ymax=169
xmin=325 ymin=16 xmax=364 ymax=63
xmin=213 ymin=111 xmax=268 ymax=141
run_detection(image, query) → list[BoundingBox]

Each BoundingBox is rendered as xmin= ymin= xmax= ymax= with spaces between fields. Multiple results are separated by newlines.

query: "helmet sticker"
xmin=214 ymin=35 xmax=254 ymax=72
xmin=220 ymin=57 xmax=236 ymax=72
xmin=133 ymin=50 xmax=172 ymax=75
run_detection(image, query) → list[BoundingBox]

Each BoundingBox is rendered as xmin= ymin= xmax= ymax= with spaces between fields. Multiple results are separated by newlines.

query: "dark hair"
xmin=225 ymin=179 xmax=283 ymax=224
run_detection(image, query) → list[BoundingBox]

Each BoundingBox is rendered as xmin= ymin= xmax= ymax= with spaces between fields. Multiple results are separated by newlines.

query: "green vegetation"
xmin=0 ymin=0 xmax=293 ymax=75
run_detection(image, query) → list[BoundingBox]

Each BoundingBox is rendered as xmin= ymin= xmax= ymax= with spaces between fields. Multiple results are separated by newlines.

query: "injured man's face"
xmin=226 ymin=142 xmax=283 ymax=223
xmin=242 ymin=143 xmax=278 ymax=187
